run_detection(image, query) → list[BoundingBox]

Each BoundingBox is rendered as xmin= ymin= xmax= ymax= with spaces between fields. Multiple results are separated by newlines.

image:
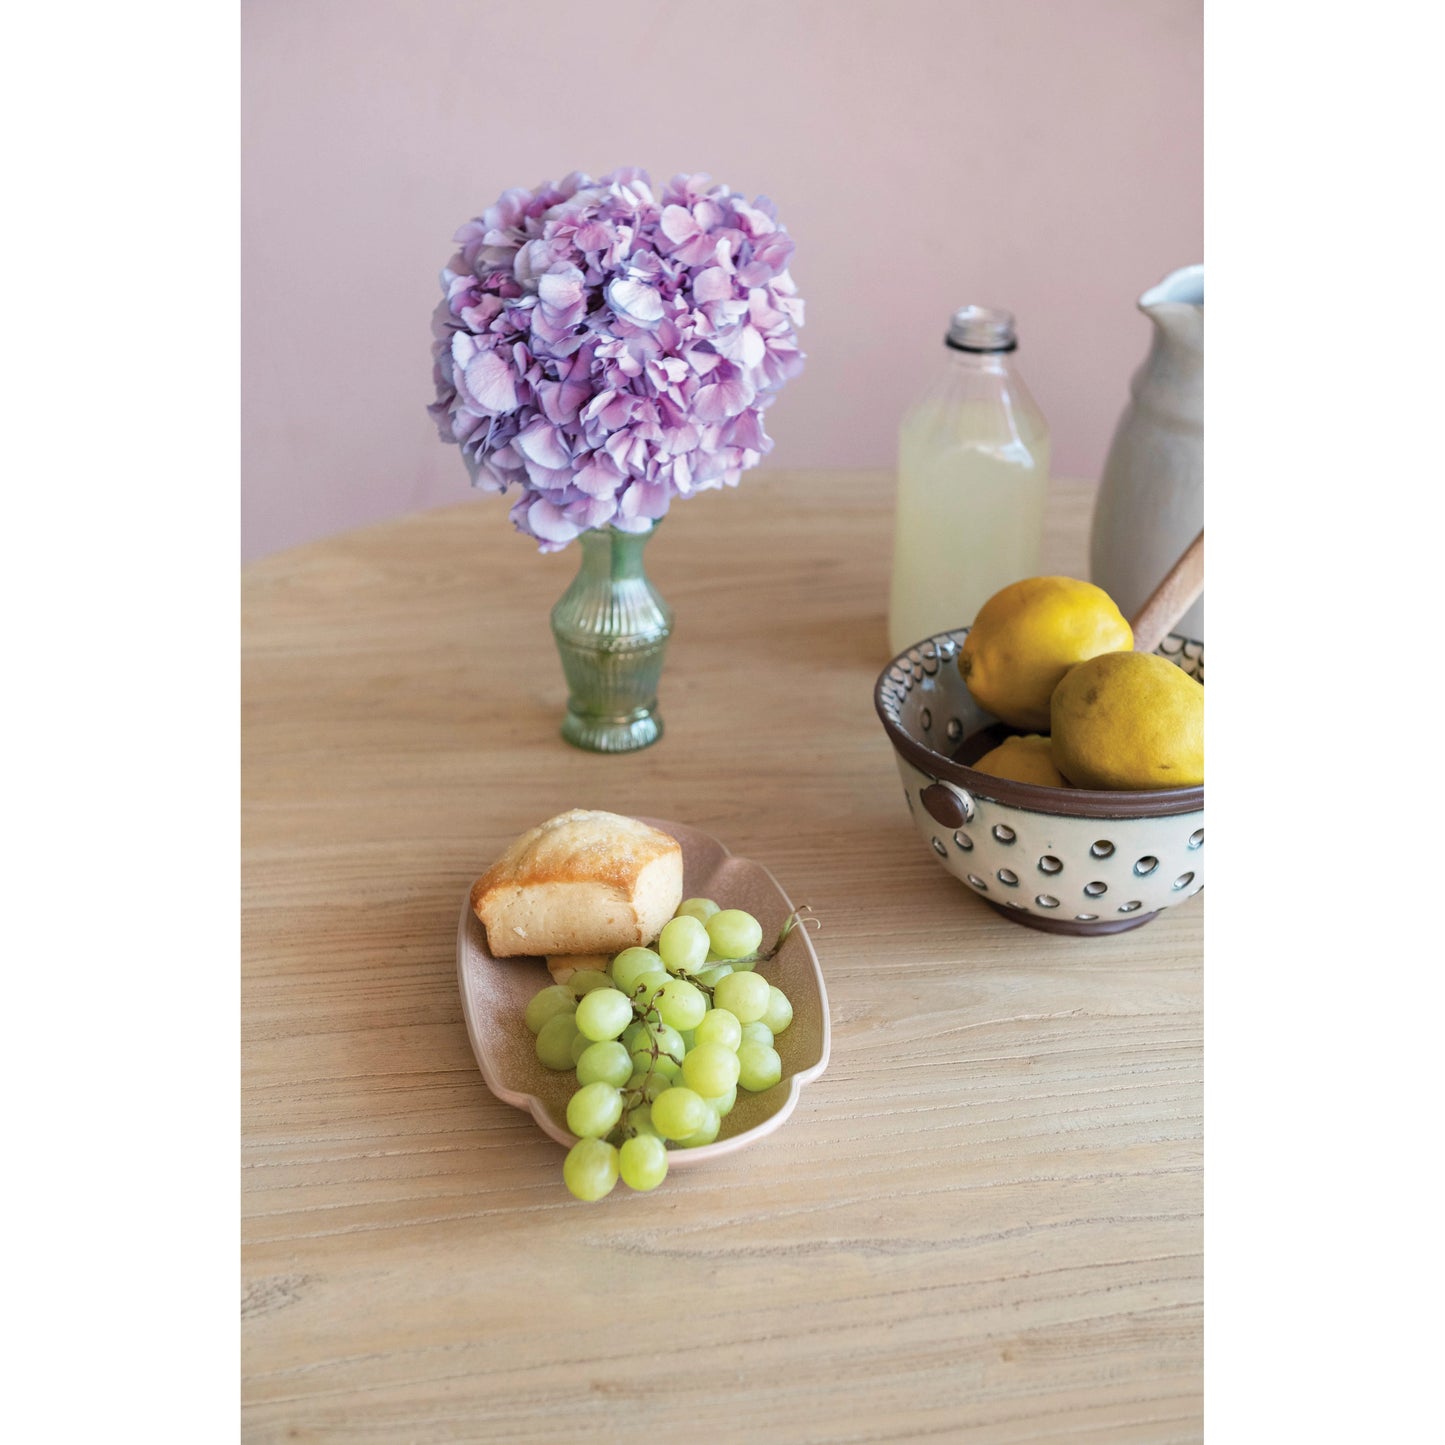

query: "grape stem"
xmin=618 ymin=992 xmax=682 ymax=1140
xmin=770 ymin=905 xmax=819 ymax=950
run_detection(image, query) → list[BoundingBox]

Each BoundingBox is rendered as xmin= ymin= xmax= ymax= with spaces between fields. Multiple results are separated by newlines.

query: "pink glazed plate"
xmin=456 ymin=818 xmax=831 ymax=1165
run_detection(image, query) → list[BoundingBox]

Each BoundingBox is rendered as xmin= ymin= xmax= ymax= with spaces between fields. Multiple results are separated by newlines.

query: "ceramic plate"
xmin=456 ymin=818 xmax=831 ymax=1164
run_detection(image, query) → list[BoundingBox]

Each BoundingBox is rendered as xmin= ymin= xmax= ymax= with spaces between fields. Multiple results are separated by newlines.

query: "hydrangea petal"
xmin=606 ymin=276 xmax=665 ymax=327
xmin=674 ymin=233 xmax=721 ymax=268
xmin=572 ymin=455 xmax=625 ymax=498
xmin=566 ymin=494 xmax=619 ymax=530
xmin=527 ymin=498 xmax=582 ymax=545
xmin=462 ymin=349 xmax=519 ymax=414
xmin=538 ymin=266 xmax=585 ymax=310
xmin=723 ymin=409 xmax=768 ymax=452
xmin=659 ymin=204 xmax=699 ymax=244
xmin=693 ymin=373 xmax=755 ymax=422
xmin=693 ymin=267 xmax=733 ymax=303
xmin=517 ymin=419 xmax=572 ymax=469
xmin=574 ymin=220 xmax=612 ymax=251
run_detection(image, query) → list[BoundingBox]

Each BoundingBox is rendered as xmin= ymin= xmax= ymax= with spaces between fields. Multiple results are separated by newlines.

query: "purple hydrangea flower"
xmin=429 ymin=169 xmax=804 ymax=550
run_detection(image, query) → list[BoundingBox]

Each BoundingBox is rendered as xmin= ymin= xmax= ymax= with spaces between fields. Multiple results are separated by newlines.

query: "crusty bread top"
xmin=470 ymin=810 xmax=680 ymax=910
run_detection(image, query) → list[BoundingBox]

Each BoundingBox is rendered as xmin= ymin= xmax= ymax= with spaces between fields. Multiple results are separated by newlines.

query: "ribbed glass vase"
xmin=550 ymin=523 xmax=673 ymax=753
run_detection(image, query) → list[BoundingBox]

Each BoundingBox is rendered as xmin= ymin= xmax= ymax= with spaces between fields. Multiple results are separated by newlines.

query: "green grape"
xmin=708 ymin=1084 xmax=738 ymax=1117
xmin=536 ymin=1013 xmax=582 ymax=1069
xmin=713 ymin=970 xmax=770 ymax=1024
xmin=655 ymin=978 xmax=707 ymax=1031
xmin=626 ymin=1102 xmax=662 ymax=1137
xmin=706 ymin=908 xmax=764 ymax=961
xmin=576 ymin=1040 xmax=632 ymax=1088
xmin=737 ymin=1042 xmax=783 ymax=1092
xmin=630 ymin=1047 xmax=681 ymax=1081
xmin=681 ymin=1041 xmax=742 ymax=1098
xmin=569 ymin=1029 xmax=593 ymax=1066
xmin=563 ymin=1138 xmax=619 ymax=1201
xmin=694 ymin=964 xmax=734 ymax=988
xmin=695 ymin=1008 xmax=742 ymax=1051
xmin=610 ymin=947 xmax=664 ymax=994
xmin=650 ymin=1021 xmax=686 ymax=1061
xmin=658 ymin=915 xmax=710 ymax=974
xmin=619 ymin=1134 xmax=669 ymax=1190
xmin=621 ymin=1020 xmax=650 ymax=1052
xmin=678 ymin=1029 xmax=697 ymax=1052
xmin=678 ymin=1109 xmax=721 ymax=1147
xmin=567 ymin=969 xmax=613 ymax=998
xmin=762 ymin=985 xmax=794 ymax=1035
xmin=674 ymin=897 xmax=720 ymax=923
xmin=525 ymin=984 xmax=578 ymax=1035
xmin=575 ymin=988 xmax=633 ymax=1042
xmin=566 ymin=1081 xmax=624 ymax=1139
xmin=739 ymin=1021 xmax=774 ymax=1049
xmin=651 ymin=1086 xmax=708 ymax=1140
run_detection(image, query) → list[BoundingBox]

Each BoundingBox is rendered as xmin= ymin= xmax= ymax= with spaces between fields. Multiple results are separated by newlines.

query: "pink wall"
xmin=242 ymin=0 xmax=1201 ymax=561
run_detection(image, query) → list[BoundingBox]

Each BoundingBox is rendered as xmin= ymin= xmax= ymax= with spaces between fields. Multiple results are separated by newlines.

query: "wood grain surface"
xmin=242 ymin=471 xmax=1202 ymax=1443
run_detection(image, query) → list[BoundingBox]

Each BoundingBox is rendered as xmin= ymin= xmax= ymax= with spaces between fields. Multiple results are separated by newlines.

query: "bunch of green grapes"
xmin=522 ymin=898 xmax=800 ymax=1201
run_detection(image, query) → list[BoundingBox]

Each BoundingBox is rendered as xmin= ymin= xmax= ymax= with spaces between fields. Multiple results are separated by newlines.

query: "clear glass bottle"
xmin=887 ymin=306 xmax=1051 ymax=657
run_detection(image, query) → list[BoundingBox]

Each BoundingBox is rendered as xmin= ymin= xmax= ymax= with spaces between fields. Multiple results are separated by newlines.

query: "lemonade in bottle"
xmin=887 ymin=306 xmax=1051 ymax=657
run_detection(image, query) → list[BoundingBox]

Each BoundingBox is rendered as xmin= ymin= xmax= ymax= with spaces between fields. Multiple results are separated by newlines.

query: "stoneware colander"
xmin=874 ymin=629 xmax=1204 ymax=936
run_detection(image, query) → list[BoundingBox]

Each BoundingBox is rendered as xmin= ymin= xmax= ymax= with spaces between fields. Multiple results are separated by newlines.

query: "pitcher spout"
xmin=1139 ymin=263 xmax=1203 ymax=353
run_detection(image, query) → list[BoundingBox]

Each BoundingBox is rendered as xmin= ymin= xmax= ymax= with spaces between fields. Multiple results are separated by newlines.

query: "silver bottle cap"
xmin=946 ymin=305 xmax=1017 ymax=353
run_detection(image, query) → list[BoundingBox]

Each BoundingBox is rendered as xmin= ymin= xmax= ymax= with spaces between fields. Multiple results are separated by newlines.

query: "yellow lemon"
xmin=958 ymin=577 xmax=1133 ymax=731
xmin=971 ymin=734 xmax=1070 ymax=788
xmin=1051 ymin=651 xmax=1203 ymax=790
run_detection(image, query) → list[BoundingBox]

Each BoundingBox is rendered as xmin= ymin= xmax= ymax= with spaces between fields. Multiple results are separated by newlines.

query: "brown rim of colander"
xmin=873 ymin=641 xmax=1204 ymax=822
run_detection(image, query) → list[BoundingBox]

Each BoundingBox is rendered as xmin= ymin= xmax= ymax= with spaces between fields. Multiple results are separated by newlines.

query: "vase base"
xmin=561 ymin=710 xmax=664 ymax=754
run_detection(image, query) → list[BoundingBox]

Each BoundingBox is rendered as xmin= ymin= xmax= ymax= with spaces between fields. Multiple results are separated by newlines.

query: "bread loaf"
xmin=471 ymin=810 xmax=683 ymax=958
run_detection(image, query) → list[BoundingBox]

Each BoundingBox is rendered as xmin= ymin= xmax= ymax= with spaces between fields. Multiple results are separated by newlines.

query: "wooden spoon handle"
xmin=1130 ymin=530 xmax=1204 ymax=655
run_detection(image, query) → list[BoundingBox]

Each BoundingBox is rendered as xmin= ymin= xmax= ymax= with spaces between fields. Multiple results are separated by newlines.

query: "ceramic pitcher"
xmin=1090 ymin=264 xmax=1203 ymax=641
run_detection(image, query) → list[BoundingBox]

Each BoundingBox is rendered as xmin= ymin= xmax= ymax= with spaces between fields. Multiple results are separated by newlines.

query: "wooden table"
xmin=242 ymin=471 xmax=1202 ymax=1443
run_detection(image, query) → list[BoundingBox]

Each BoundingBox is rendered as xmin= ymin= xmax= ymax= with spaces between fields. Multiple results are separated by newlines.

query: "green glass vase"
xmin=550 ymin=523 xmax=673 ymax=753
